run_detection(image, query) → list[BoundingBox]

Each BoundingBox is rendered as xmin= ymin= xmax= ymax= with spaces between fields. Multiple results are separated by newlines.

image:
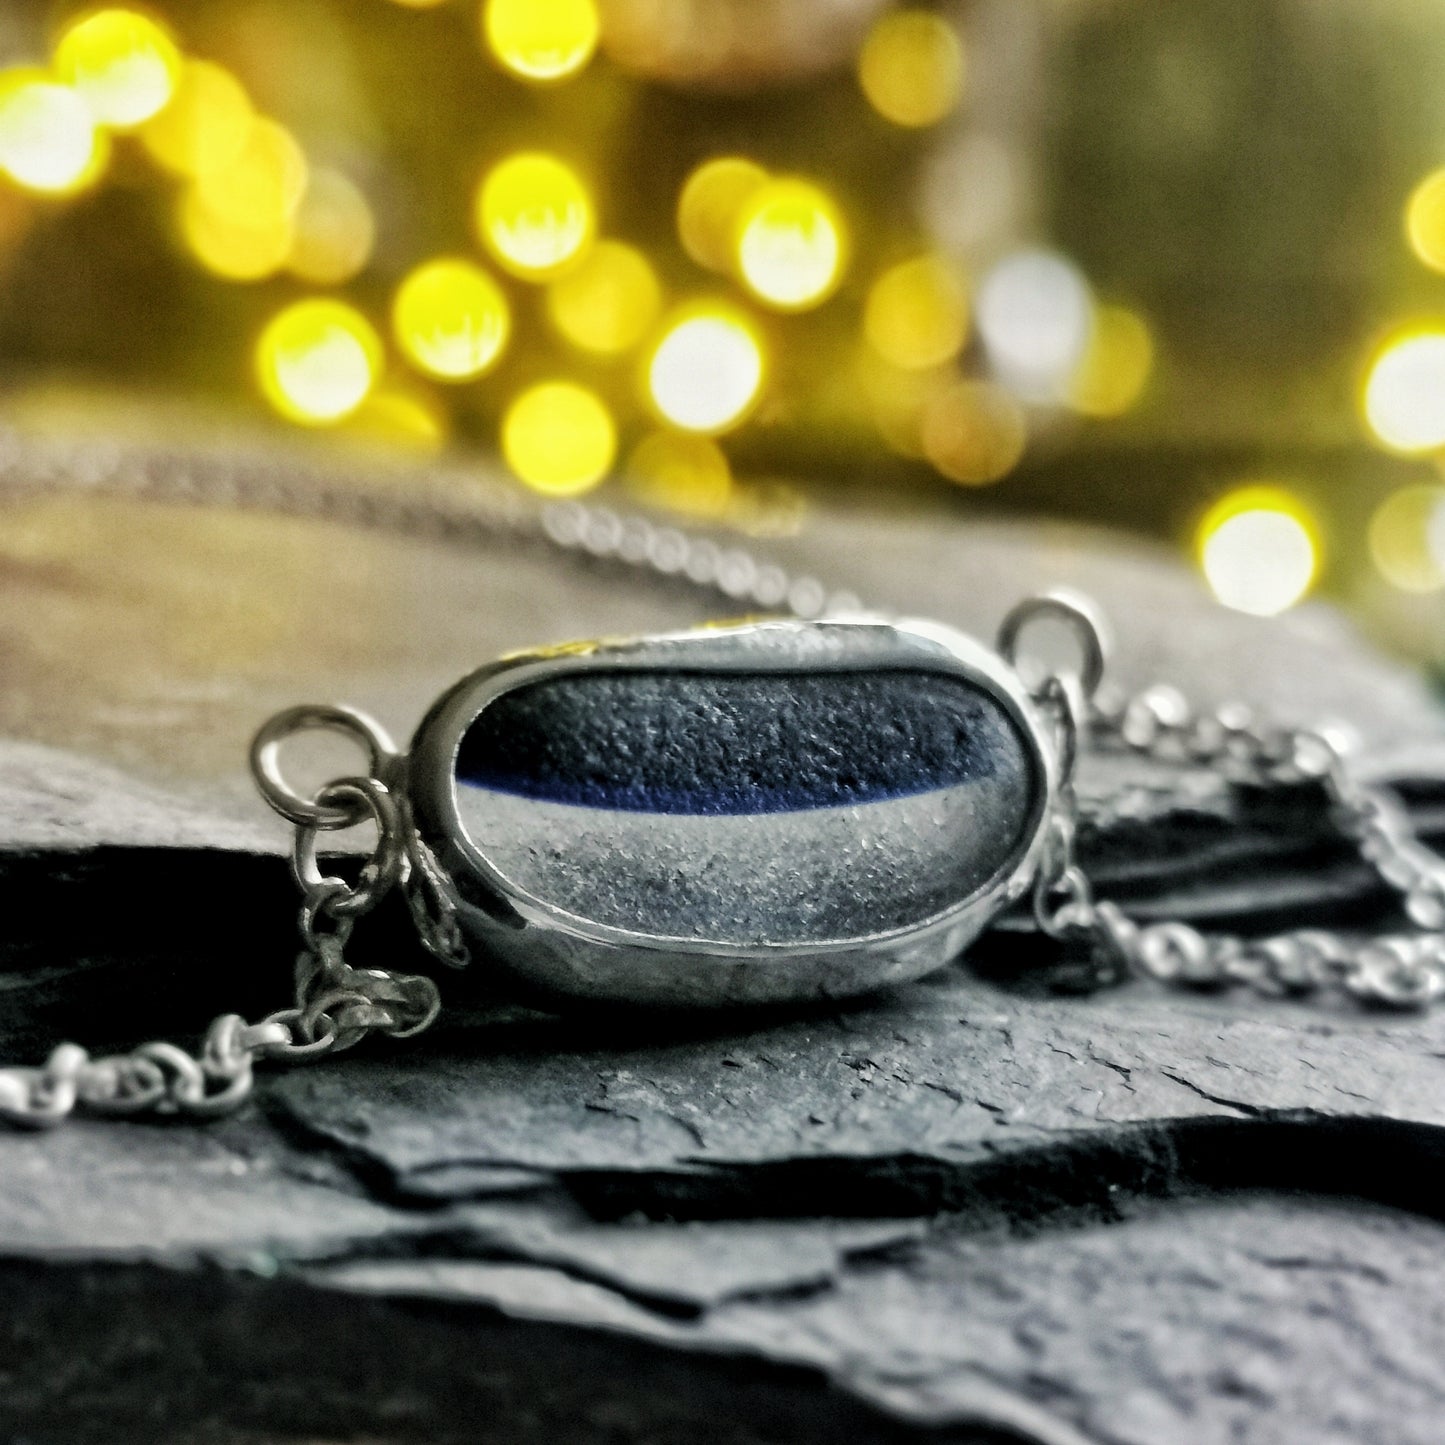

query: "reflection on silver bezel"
xmin=407 ymin=617 xmax=1057 ymax=1007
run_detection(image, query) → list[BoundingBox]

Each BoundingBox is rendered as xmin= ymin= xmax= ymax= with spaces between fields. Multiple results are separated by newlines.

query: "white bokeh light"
xmin=648 ymin=311 xmax=764 ymax=433
xmin=976 ymin=248 xmax=1092 ymax=403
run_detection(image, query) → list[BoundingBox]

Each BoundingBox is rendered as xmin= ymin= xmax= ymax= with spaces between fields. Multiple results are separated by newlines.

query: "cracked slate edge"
xmin=300 ymin=1189 xmax=1445 ymax=1445
xmin=244 ymin=963 xmax=1445 ymax=1191
xmin=3 ymin=997 xmax=1445 ymax=1445
xmin=1 ymin=1138 xmax=1442 ymax=1445
xmin=4 ymin=1098 xmax=1445 ymax=1272
xmin=0 ymin=1253 xmax=1088 ymax=1445
xmin=3 ymin=1100 xmax=1444 ymax=1444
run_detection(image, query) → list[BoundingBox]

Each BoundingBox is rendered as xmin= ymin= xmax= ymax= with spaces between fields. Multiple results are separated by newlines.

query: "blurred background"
xmin=2 ymin=0 xmax=1445 ymax=681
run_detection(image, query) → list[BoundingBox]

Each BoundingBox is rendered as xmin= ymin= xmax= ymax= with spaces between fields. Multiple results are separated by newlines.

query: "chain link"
xmin=0 ymin=427 xmax=858 ymax=620
xmin=0 ymin=712 xmax=444 ymax=1128
xmin=1003 ymin=595 xmax=1445 ymax=1010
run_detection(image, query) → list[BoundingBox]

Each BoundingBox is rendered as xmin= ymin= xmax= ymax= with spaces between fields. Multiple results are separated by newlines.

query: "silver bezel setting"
xmin=407 ymin=616 xmax=1058 ymax=1008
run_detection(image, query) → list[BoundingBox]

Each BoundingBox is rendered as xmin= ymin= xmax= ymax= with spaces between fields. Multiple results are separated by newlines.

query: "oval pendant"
xmin=408 ymin=618 xmax=1055 ymax=1007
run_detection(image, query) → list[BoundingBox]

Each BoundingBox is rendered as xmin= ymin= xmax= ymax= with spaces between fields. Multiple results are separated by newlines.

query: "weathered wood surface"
xmin=1 ymin=450 xmax=1444 ymax=1445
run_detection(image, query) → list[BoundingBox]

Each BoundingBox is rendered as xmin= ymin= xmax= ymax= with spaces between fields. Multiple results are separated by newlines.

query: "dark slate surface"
xmin=2 ymin=440 xmax=1445 ymax=1444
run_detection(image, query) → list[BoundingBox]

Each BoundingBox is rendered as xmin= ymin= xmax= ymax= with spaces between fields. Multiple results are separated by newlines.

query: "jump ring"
xmin=997 ymin=590 xmax=1109 ymax=700
xmin=292 ymin=778 xmax=405 ymax=918
xmin=251 ymin=705 xmax=399 ymax=828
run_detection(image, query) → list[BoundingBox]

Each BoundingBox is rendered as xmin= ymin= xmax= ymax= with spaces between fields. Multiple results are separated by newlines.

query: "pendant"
xmin=407 ymin=617 xmax=1057 ymax=1007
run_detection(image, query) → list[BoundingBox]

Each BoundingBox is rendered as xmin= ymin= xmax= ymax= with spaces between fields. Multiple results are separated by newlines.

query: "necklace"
xmin=0 ymin=426 xmax=1442 ymax=1130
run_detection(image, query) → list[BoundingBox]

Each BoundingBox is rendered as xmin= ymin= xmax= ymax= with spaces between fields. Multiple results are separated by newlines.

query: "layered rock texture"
xmin=1 ymin=443 xmax=1443 ymax=1444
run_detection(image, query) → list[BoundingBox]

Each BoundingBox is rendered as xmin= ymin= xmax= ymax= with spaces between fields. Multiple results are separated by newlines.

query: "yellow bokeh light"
xmin=139 ymin=59 xmax=252 ymax=177
xmin=857 ymin=349 xmax=948 ymax=458
xmin=255 ymin=299 xmax=382 ymax=426
xmin=287 ymin=168 xmax=375 ymax=285
xmin=345 ymin=386 xmax=448 ymax=454
xmin=858 ymin=10 xmax=965 ymax=129
xmin=0 ymin=70 xmax=105 ymax=195
xmin=676 ymin=156 xmax=768 ymax=273
xmin=54 ymin=8 xmax=181 ymax=128
xmin=920 ymin=379 xmax=1027 ymax=486
xmin=476 ymin=152 xmax=594 ymax=280
xmin=647 ymin=305 xmax=765 ymax=434
xmin=1406 ymin=169 xmax=1445 ymax=275
xmin=736 ymin=178 xmax=845 ymax=311
xmin=483 ymin=0 xmax=600 ymax=82
xmin=195 ymin=116 xmax=307 ymax=229
xmin=393 ymin=257 xmax=511 ymax=380
xmin=180 ymin=186 xmax=292 ymax=281
xmin=546 ymin=239 xmax=661 ymax=355
xmin=1362 ymin=329 xmax=1445 ymax=453
xmin=1068 ymin=303 xmax=1154 ymax=417
xmin=863 ymin=255 xmax=969 ymax=370
xmin=1369 ymin=484 xmax=1445 ymax=593
xmin=1197 ymin=487 xmax=1318 ymax=617
xmin=625 ymin=431 xmax=732 ymax=518
xmin=502 ymin=381 xmax=616 ymax=495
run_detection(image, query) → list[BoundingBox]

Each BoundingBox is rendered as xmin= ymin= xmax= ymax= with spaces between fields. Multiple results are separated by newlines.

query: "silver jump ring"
xmin=250 ymin=704 xmax=399 ymax=828
xmin=292 ymin=778 xmax=406 ymax=918
xmin=1036 ymin=672 xmax=1085 ymax=785
xmin=997 ymin=590 xmax=1109 ymax=700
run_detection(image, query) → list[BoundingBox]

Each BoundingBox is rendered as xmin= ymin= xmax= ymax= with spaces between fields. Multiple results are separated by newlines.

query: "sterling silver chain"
xmin=0 ymin=427 xmax=1442 ymax=1129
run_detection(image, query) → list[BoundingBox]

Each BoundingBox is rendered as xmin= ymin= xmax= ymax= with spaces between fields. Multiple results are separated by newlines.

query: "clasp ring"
xmin=997 ymin=590 xmax=1109 ymax=700
xmin=251 ymin=704 xmax=399 ymax=828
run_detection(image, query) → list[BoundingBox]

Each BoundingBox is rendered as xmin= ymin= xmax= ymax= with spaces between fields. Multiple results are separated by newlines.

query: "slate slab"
xmin=1 ymin=430 xmax=1444 ymax=1445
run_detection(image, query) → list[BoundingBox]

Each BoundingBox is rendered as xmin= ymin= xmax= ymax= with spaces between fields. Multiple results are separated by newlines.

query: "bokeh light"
xmin=647 ymin=305 xmax=765 ymax=434
xmin=625 ymin=431 xmax=733 ymax=517
xmin=1405 ymin=169 xmax=1445 ymax=274
xmin=194 ymin=116 xmax=307 ymax=229
xmin=476 ymin=151 xmax=594 ymax=280
xmin=483 ymin=0 xmax=600 ymax=82
xmin=676 ymin=156 xmax=768 ymax=273
xmin=857 ymin=10 xmax=965 ymax=129
xmin=287 ymin=168 xmax=374 ymax=285
xmin=1362 ymin=329 xmax=1445 ymax=453
xmin=1369 ymin=484 xmax=1445 ymax=593
xmin=392 ymin=257 xmax=511 ymax=380
xmin=502 ymin=381 xmax=615 ymax=494
xmin=857 ymin=349 xmax=947 ymax=458
xmin=976 ymin=249 xmax=1093 ymax=401
xmin=139 ymin=59 xmax=252 ymax=178
xmin=0 ymin=71 xmax=105 ymax=195
xmin=179 ymin=185 xmax=292 ymax=280
xmin=1197 ymin=487 xmax=1318 ymax=616
xmin=345 ymin=385 xmax=448 ymax=454
xmin=736 ymin=178 xmax=845 ymax=311
xmin=923 ymin=131 xmax=1022 ymax=257
xmin=920 ymin=379 xmax=1027 ymax=485
xmin=863 ymin=254 xmax=969 ymax=370
xmin=1068 ymin=304 xmax=1154 ymax=417
xmin=53 ymin=9 xmax=181 ymax=128
xmin=255 ymin=299 xmax=382 ymax=426
xmin=173 ymin=106 xmax=303 ymax=282
xmin=546 ymin=239 xmax=661 ymax=354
